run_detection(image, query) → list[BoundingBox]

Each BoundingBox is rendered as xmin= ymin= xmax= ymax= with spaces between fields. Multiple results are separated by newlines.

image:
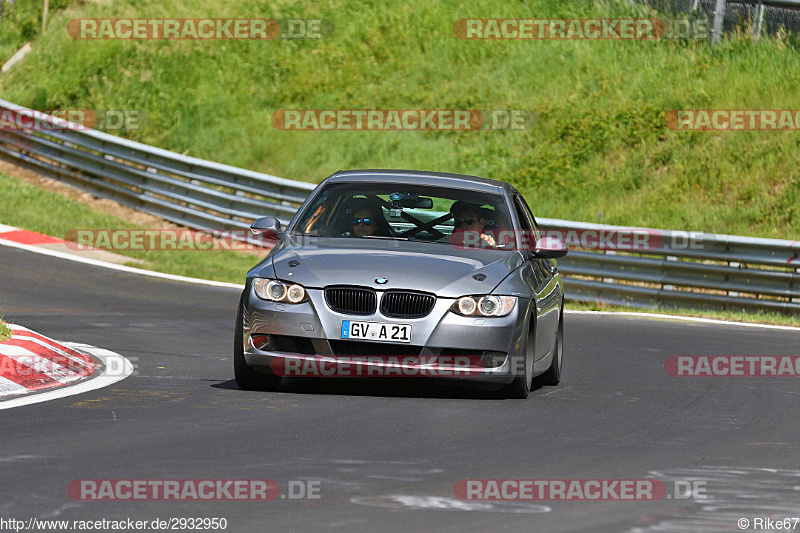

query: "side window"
xmin=512 ymin=196 xmax=538 ymax=255
xmin=517 ymin=195 xmax=541 ymax=241
xmin=513 ymin=196 xmax=533 ymax=232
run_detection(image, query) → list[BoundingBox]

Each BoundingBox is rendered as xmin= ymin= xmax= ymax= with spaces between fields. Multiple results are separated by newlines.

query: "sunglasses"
xmin=352 ymin=218 xmax=373 ymax=226
xmin=453 ymin=217 xmax=476 ymax=228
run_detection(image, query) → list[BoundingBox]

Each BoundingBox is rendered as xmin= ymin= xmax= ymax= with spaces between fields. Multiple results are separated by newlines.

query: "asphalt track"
xmin=1 ymin=244 xmax=799 ymax=533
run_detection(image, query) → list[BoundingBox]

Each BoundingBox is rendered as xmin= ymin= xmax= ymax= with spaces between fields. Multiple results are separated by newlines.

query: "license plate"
xmin=341 ymin=321 xmax=412 ymax=343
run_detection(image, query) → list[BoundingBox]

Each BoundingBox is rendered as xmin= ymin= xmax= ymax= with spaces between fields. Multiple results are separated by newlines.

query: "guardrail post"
xmin=662 ymin=255 xmax=677 ymax=291
xmin=603 ymin=250 xmax=616 ymax=285
xmin=711 ymin=0 xmax=726 ymax=45
xmin=42 ymin=0 xmax=49 ymax=34
xmin=728 ymin=261 xmax=740 ymax=298
xmin=753 ymin=1 xmax=765 ymax=41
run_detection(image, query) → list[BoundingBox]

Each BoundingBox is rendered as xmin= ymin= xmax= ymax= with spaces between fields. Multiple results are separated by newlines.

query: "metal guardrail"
xmin=0 ymin=98 xmax=315 ymax=232
xmin=536 ymin=218 xmax=799 ymax=313
xmin=638 ymin=0 xmax=800 ymax=43
xmin=0 ymin=99 xmax=797 ymax=313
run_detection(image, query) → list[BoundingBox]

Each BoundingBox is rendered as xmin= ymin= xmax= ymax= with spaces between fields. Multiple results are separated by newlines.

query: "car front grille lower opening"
xmin=380 ymin=290 xmax=436 ymax=319
xmin=324 ymin=286 xmax=377 ymax=316
xmin=329 ymin=340 xmax=422 ymax=357
xmin=250 ymin=334 xmax=316 ymax=355
xmin=439 ymin=348 xmax=508 ymax=368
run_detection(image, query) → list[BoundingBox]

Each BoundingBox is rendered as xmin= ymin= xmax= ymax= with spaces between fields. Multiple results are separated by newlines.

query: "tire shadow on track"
xmin=210 ymin=377 xmax=548 ymax=400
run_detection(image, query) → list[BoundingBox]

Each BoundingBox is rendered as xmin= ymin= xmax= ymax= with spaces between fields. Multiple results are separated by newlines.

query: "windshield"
xmin=290 ymin=182 xmax=513 ymax=247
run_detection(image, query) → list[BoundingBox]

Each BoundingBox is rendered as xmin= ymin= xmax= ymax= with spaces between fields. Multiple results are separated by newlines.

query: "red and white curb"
xmin=0 ymin=222 xmax=151 ymax=267
xmin=0 ymin=223 xmax=241 ymax=288
xmin=0 ymin=324 xmax=133 ymax=409
xmin=0 ymin=223 xmax=65 ymax=246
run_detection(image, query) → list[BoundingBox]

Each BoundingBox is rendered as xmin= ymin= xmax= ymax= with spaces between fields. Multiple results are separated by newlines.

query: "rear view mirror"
xmin=401 ymin=197 xmax=433 ymax=209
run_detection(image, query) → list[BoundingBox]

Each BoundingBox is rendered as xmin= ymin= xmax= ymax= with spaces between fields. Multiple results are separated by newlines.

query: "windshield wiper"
xmin=361 ymin=235 xmax=409 ymax=241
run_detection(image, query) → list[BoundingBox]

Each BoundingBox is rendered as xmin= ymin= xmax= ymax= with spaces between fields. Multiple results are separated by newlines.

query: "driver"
xmin=449 ymin=201 xmax=496 ymax=248
xmin=342 ymin=198 xmax=391 ymax=238
xmin=352 ymin=207 xmax=376 ymax=237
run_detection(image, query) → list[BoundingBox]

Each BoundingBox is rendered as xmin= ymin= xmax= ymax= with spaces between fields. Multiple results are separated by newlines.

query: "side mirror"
xmin=532 ymin=237 xmax=568 ymax=259
xmin=250 ymin=216 xmax=283 ymax=240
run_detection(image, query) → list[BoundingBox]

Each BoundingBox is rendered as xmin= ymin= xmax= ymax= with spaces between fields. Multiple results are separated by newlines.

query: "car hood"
xmin=257 ymin=237 xmax=523 ymax=298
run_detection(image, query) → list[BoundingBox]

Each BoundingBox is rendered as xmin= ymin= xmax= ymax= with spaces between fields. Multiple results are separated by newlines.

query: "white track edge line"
xmin=565 ymin=310 xmax=800 ymax=331
xmin=0 ymin=342 xmax=133 ymax=410
xmin=0 ymin=237 xmax=244 ymax=289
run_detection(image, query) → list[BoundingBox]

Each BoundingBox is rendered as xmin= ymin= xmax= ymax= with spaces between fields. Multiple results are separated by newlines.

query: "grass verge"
xmin=0 ymin=171 xmax=261 ymax=283
xmin=0 ymin=0 xmax=798 ymax=239
xmin=0 ymin=0 xmax=69 ymax=62
xmin=0 ymin=318 xmax=11 ymax=341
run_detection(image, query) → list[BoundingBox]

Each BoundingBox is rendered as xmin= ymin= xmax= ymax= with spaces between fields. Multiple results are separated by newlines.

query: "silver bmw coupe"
xmin=234 ymin=169 xmax=567 ymax=398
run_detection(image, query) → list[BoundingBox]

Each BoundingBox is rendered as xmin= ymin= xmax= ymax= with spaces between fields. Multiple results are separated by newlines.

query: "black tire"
xmin=502 ymin=368 xmax=530 ymax=399
xmin=234 ymin=293 xmax=281 ymax=391
xmin=538 ymin=307 xmax=563 ymax=386
xmin=501 ymin=319 xmax=535 ymax=399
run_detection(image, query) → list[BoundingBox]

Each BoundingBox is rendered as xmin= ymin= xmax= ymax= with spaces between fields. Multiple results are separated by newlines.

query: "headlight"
xmin=286 ymin=284 xmax=306 ymax=303
xmin=451 ymin=295 xmax=516 ymax=317
xmin=253 ymin=278 xmax=307 ymax=303
xmin=458 ymin=297 xmax=477 ymax=315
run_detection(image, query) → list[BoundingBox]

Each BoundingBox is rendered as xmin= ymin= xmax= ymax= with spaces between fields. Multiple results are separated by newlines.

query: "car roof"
xmin=325 ymin=169 xmax=516 ymax=195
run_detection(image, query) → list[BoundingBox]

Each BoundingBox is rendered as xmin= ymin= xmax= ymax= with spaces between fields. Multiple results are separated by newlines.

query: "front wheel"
xmin=501 ymin=325 xmax=534 ymax=399
xmin=234 ymin=294 xmax=281 ymax=391
xmin=537 ymin=308 xmax=563 ymax=386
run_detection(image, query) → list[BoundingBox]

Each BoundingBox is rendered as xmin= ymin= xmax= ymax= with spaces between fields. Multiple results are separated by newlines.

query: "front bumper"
xmin=241 ymin=285 xmax=528 ymax=385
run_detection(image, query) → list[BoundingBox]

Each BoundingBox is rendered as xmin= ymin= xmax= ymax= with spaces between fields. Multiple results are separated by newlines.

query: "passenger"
xmin=449 ymin=201 xmax=496 ymax=247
